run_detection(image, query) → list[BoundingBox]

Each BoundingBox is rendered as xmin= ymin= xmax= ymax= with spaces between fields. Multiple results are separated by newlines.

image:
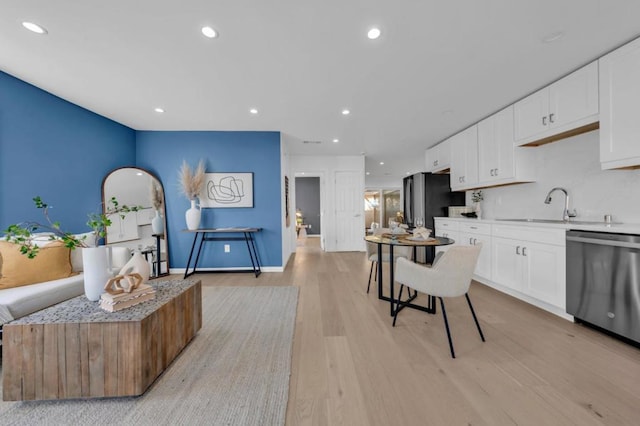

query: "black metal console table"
xmin=183 ymin=228 xmax=262 ymax=278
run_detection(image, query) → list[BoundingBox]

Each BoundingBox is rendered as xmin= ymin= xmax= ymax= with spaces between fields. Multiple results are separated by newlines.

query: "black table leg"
xmin=184 ymin=232 xmax=201 ymax=278
xmin=244 ymin=232 xmax=262 ymax=277
xmin=377 ymin=243 xmax=384 ymax=301
xmin=389 ymin=244 xmax=395 ymax=316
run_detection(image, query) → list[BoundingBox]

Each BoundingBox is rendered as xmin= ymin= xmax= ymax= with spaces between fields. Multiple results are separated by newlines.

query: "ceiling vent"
xmin=302 ymin=140 xmax=322 ymax=144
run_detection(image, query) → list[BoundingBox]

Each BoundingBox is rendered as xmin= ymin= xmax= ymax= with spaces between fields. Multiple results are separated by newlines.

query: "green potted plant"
xmin=3 ymin=196 xmax=141 ymax=300
xmin=471 ymin=190 xmax=483 ymax=219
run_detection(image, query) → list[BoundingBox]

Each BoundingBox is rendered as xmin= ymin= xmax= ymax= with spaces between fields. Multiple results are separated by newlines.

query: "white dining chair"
xmin=392 ymin=244 xmax=485 ymax=358
xmin=365 ymin=227 xmax=412 ymax=293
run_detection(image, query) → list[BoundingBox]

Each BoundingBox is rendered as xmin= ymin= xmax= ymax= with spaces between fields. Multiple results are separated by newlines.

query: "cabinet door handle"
xmin=542 ymin=116 xmax=547 ymax=126
xmin=522 ymin=247 xmax=527 ymax=256
xmin=469 ymin=237 xmax=473 ymax=245
xmin=434 ymin=160 xmax=438 ymax=166
xmin=494 ymin=168 xmax=498 ymax=176
xmin=489 ymin=169 xmax=494 ymax=176
xmin=473 ymin=238 xmax=478 ymax=245
xmin=549 ymin=113 xmax=555 ymax=124
xmin=516 ymin=246 xmax=521 ymax=255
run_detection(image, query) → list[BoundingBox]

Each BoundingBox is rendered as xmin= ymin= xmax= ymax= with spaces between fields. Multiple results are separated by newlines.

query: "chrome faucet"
xmin=544 ymin=187 xmax=577 ymax=222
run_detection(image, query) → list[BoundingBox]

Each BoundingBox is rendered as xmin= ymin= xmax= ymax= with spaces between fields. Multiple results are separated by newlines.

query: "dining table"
xmin=364 ymin=233 xmax=454 ymax=316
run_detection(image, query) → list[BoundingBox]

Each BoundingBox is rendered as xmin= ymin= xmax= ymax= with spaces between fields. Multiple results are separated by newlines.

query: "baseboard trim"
xmin=170 ymin=266 xmax=284 ymax=274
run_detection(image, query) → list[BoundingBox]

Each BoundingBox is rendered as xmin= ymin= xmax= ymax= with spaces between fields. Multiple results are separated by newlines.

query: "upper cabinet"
xmin=425 ymin=138 xmax=451 ymax=173
xmin=450 ymin=125 xmax=478 ymax=191
xmin=514 ymin=61 xmax=599 ymax=146
xmin=599 ymin=37 xmax=640 ymax=170
xmin=477 ymin=105 xmax=535 ymax=186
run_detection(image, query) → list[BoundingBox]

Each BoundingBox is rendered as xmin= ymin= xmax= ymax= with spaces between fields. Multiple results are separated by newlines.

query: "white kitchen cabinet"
xmin=514 ymin=61 xmax=599 ymax=146
xmin=425 ymin=138 xmax=451 ymax=173
xmin=491 ymin=225 xmax=566 ymax=309
xmin=458 ymin=222 xmax=492 ymax=280
xmin=450 ymin=125 xmax=478 ymax=191
xmin=599 ymin=36 xmax=640 ymax=170
xmin=477 ymin=105 xmax=536 ymax=187
xmin=434 ymin=218 xmax=460 ymax=255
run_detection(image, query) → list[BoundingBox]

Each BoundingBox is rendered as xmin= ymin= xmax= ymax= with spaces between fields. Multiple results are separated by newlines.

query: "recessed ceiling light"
xmin=249 ymin=108 xmax=258 ymax=114
xmin=366 ymin=172 xmax=370 ymax=175
xmin=136 ymin=172 xmax=144 ymax=176
xmin=542 ymin=31 xmax=565 ymax=43
xmin=22 ymin=21 xmax=47 ymax=34
xmin=154 ymin=107 xmax=165 ymax=113
xmin=342 ymin=109 xmax=350 ymax=115
xmin=201 ymin=26 xmax=218 ymax=38
xmin=367 ymin=27 xmax=381 ymax=40
xmin=379 ymin=162 xmax=384 ymax=165
xmin=406 ymin=172 xmax=411 ymax=175
xmin=332 ymin=138 xmax=339 ymax=143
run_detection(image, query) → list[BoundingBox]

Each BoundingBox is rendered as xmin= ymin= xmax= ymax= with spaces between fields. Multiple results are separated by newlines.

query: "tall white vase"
xmin=185 ymin=199 xmax=201 ymax=230
xmin=82 ymin=246 xmax=112 ymax=301
xmin=119 ymin=250 xmax=151 ymax=283
xmin=151 ymin=209 xmax=164 ymax=234
xmin=475 ymin=202 xmax=482 ymax=220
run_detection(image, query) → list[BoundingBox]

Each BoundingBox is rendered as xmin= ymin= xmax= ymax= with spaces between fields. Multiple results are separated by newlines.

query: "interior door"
xmin=334 ymin=171 xmax=364 ymax=251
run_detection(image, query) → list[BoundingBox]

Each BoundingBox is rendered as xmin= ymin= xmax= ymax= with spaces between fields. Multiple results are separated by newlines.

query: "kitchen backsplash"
xmin=467 ymin=130 xmax=640 ymax=224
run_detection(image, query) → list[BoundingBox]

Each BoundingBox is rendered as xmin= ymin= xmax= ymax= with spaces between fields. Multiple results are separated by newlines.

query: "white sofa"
xmin=0 ymin=243 xmax=131 ymax=327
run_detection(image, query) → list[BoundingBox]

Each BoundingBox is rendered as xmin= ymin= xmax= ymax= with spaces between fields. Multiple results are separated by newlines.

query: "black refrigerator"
xmin=402 ymin=172 xmax=465 ymax=263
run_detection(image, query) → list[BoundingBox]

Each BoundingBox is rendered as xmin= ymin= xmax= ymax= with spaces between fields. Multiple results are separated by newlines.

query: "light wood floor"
xmin=195 ymin=237 xmax=640 ymax=426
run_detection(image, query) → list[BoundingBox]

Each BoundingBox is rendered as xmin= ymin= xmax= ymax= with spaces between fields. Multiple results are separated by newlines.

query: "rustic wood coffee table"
xmin=2 ymin=278 xmax=202 ymax=401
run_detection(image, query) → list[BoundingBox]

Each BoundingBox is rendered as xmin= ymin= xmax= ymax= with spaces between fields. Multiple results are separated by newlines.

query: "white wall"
xmin=470 ymin=130 xmax=640 ymax=224
xmin=280 ymin=133 xmax=296 ymax=268
xmin=291 ymin=155 xmax=366 ymax=251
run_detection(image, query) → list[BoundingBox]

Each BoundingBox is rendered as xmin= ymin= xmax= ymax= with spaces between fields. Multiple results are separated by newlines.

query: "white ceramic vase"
xmin=119 ymin=250 xmax=151 ymax=283
xmin=475 ymin=202 xmax=482 ymax=220
xmin=82 ymin=246 xmax=112 ymax=301
xmin=186 ymin=199 xmax=201 ymax=230
xmin=151 ymin=209 xmax=164 ymax=234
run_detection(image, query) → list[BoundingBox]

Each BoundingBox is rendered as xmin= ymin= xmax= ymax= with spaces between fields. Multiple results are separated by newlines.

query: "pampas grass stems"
xmin=179 ymin=160 xmax=206 ymax=200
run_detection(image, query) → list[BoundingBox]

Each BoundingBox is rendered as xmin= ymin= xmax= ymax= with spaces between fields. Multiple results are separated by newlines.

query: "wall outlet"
xmin=224 ymin=244 xmax=230 ymax=253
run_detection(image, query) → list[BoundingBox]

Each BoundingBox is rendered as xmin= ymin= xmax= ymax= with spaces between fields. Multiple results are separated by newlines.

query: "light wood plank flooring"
xmin=195 ymin=237 xmax=640 ymax=425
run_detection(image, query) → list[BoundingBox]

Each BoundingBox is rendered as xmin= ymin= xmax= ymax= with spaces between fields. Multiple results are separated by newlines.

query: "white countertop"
xmin=435 ymin=217 xmax=640 ymax=235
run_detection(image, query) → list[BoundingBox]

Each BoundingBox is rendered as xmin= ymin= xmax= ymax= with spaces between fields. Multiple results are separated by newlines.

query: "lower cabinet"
xmin=491 ymin=232 xmax=566 ymax=310
xmin=458 ymin=222 xmax=492 ymax=281
xmin=435 ymin=219 xmax=567 ymax=315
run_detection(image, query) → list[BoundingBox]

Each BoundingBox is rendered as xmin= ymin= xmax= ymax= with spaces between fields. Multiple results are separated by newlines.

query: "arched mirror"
xmin=102 ymin=167 xmax=170 ymax=278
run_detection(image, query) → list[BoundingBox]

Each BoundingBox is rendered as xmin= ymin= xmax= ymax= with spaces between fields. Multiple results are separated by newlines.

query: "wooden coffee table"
xmin=2 ymin=278 xmax=202 ymax=401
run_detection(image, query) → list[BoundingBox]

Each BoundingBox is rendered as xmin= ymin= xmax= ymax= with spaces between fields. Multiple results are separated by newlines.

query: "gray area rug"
xmin=0 ymin=285 xmax=299 ymax=426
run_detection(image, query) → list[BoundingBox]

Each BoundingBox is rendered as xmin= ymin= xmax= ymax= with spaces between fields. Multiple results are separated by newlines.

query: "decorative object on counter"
xmin=100 ymin=272 xmax=156 ymax=312
xmin=150 ymin=180 xmax=165 ymax=234
xmin=119 ymin=249 xmax=151 ymax=283
xmin=461 ymin=212 xmax=478 ymax=218
xmin=179 ymin=159 xmax=205 ymax=230
xmin=471 ymin=190 xmax=483 ymax=220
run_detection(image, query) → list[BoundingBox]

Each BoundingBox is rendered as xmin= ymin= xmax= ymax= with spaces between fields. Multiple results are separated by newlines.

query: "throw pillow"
xmin=0 ymin=240 xmax=75 ymax=290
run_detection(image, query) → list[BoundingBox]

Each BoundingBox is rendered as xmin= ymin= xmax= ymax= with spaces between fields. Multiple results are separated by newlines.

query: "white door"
xmin=334 ymin=171 xmax=364 ymax=251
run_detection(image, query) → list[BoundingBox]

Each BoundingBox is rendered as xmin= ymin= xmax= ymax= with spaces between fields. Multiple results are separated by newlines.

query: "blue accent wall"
xmin=135 ymin=131 xmax=283 ymax=269
xmin=0 ymin=71 xmax=136 ymax=232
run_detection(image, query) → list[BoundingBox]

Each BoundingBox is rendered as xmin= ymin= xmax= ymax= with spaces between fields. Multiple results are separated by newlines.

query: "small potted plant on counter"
xmin=471 ymin=190 xmax=483 ymax=220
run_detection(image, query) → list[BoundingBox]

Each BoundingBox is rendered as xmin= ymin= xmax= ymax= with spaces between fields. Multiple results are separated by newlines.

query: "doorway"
xmin=365 ymin=188 xmax=402 ymax=228
xmin=295 ymin=177 xmax=321 ymax=237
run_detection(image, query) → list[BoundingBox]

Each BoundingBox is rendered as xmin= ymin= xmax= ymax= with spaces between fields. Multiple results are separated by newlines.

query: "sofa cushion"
xmin=0 ymin=240 xmax=75 ymax=289
xmin=0 ymin=273 xmax=84 ymax=325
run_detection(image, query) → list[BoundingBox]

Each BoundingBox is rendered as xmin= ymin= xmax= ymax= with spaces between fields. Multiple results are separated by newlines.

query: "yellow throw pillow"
xmin=0 ymin=240 xmax=75 ymax=290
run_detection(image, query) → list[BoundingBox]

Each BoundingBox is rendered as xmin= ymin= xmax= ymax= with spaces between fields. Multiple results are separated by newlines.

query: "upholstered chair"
xmin=365 ymin=227 xmax=412 ymax=293
xmin=393 ymin=244 xmax=485 ymax=358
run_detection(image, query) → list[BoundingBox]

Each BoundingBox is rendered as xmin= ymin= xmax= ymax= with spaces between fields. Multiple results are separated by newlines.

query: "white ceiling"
xmin=2 ymin=1 xmax=640 ymax=185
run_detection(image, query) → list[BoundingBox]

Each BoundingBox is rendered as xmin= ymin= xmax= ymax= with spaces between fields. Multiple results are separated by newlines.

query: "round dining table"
xmin=364 ymin=233 xmax=454 ymax=316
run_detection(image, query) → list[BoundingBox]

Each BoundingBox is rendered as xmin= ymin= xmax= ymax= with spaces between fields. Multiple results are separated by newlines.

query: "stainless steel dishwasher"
xmin=566 ymin=230 xmax=640 ymax=344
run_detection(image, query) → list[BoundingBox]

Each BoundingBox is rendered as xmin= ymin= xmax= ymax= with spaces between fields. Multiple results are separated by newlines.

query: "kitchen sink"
xmin=496 ymin=218 xmax=618 ymax=225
